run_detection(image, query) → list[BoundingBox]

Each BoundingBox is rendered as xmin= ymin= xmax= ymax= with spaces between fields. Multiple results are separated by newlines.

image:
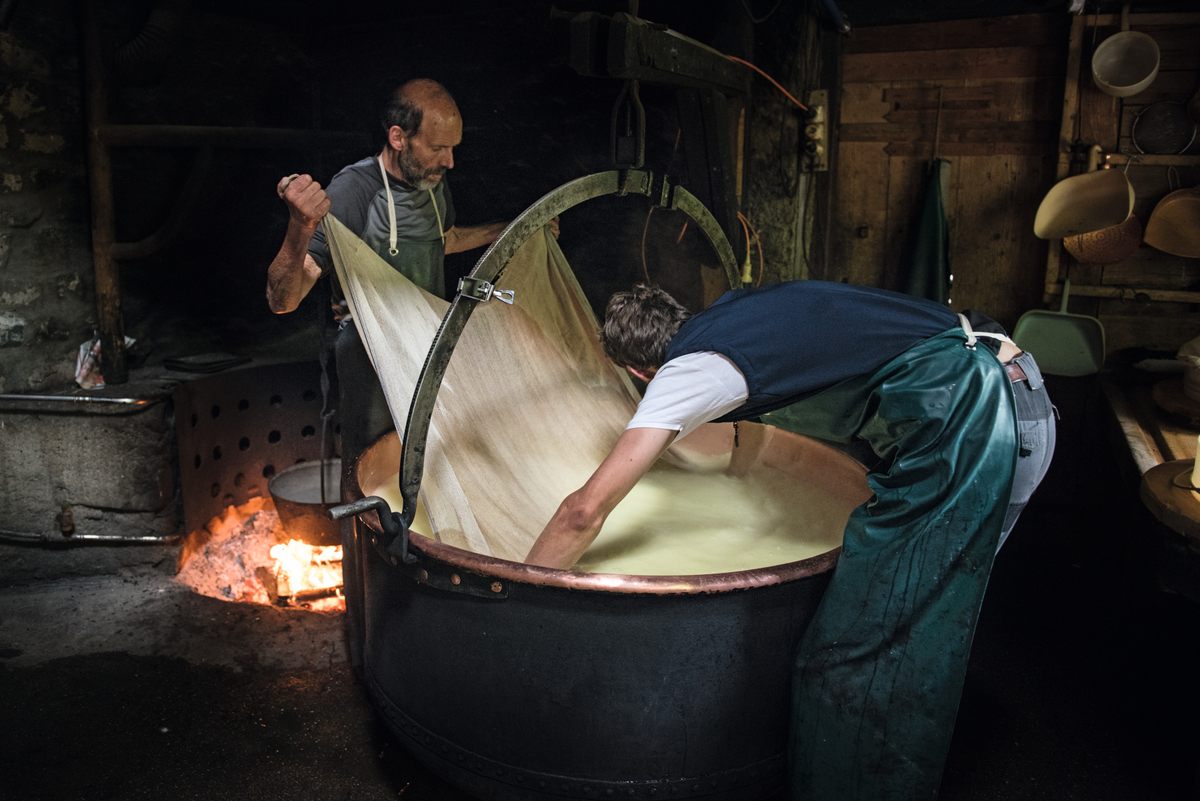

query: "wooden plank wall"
xmin=830 ymin=14 xmax=1067 ymax=328
xmin=1072 ymin=16 xmax=1200 ymax=355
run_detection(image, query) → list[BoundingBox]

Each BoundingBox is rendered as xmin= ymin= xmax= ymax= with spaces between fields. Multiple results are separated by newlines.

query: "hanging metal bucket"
xmin=1092 ymin=30 xmax=1159 ymax=98
xmin=267 ymin=459 xmax=343 ymax=545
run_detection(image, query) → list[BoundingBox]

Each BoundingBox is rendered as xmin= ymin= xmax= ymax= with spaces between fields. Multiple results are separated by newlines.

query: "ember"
xmin=176 ymin=497 xmax=344 ymax=612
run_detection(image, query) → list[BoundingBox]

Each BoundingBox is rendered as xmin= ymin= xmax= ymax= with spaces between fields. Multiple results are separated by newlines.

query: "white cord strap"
xmin=428 ymin=188 xmax=445 ymax=244
xmin=377 ymin=156 xmax=400 ymax=256
xmin=957 ymin=313 xmax=978 ymax=348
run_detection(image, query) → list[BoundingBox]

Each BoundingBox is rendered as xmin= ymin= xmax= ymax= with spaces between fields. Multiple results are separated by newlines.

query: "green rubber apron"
xmin=769 ymin=324 xmax=1017 ymax=801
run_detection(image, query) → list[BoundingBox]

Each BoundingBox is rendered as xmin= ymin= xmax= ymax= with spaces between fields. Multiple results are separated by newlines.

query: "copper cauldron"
xmin=340 ymin=423 xmax=869 ymax=801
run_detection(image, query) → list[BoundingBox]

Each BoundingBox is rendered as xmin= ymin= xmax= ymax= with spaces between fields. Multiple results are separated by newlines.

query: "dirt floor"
xmin=3 ymin=379 xmax=1200 ymax=801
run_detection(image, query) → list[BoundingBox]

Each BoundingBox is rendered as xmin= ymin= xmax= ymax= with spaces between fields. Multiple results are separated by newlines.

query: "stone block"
xmin=20 ymin=131 xmax=64 ymax=154
xmin=0 ymin=400 xmax=180 ymax=543
xmin=0 ymin=311 xmax=25 ymax=345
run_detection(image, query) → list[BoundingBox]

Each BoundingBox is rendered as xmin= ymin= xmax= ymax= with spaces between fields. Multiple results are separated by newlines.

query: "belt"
xmin=1005 ymin=359 xmax=1028 ymax=383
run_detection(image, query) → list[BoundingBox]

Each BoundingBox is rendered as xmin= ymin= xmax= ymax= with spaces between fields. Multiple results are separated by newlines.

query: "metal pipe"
xmin=81 ymin=0 xmax=127 ymax=384
xmin=0 ymin=393 xmax=163 ymax=415
xmin=0 ymin=528 xmax=181 ymax=545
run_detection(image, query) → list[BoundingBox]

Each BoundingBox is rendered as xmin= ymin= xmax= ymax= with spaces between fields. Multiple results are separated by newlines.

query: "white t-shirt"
xmin=626 ymin=351 xmax=749 ymax=441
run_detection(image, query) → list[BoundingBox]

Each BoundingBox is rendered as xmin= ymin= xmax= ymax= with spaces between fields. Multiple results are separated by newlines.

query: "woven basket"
xmin=1063 ymin=214 xmax=1142 ymax=264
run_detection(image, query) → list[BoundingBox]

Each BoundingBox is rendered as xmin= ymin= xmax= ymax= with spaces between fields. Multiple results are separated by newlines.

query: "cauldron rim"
xmin=347 ymin=428 xmax=858 ymax=596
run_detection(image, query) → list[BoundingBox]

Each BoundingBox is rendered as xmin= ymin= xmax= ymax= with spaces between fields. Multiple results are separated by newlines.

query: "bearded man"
xmin=267 ymin=78 xmax=508 ymax=466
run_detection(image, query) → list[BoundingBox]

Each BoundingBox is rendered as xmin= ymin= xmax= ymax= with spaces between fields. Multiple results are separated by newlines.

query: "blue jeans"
xmin=997 ymin=350 xmax=1056 ymax=551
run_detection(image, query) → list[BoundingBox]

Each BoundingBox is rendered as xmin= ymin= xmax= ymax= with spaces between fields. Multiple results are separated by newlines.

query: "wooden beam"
xmin=844 ymin=14 xmax=1066 ymax=53
xmin=844 ymin=46 xmax=1064 ymax=83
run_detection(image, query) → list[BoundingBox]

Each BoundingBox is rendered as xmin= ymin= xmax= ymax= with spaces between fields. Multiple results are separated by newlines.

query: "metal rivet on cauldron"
xmin=419 ymin=568 xmax=430 ymax=583
xmin=450 ymin=573 xmax=461 ymax=585
xmin=490 ymin=581 xmax=503 ymax=593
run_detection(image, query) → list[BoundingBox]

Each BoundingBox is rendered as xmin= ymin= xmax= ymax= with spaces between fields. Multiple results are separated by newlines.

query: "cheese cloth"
xmin=324 ymin=213 xmax=640 ymax=561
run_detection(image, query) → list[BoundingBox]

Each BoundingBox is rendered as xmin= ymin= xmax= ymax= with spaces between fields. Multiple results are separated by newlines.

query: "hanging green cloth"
xmin=901 ymin=158 xmax=952 ymax=304
xmin=764 ymin=328 xmax=1016 ymax=801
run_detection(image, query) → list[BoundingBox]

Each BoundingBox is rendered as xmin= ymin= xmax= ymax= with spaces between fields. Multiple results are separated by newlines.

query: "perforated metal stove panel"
xmin=174 ymin=361 xmax=335 ymax=532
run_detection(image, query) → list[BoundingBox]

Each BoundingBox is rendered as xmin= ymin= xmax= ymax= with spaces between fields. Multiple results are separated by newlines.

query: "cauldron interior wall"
xmin=349 ymin=428 xmax=866 ymax=800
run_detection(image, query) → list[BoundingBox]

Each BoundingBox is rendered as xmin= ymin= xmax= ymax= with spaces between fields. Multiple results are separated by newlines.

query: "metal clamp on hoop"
xmin=458 ymin=277 xmax=515 ymax=305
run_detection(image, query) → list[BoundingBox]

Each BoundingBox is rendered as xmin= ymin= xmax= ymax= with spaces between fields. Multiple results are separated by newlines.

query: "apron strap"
xmin=378 ymin=154 xmax=447 ymax=249
xmin=956 ymin=313 xmax=978 ymax=348
xmin=377 ymin=155 xmax=400 ymax=256
xmin=428 ymin=188 xmax=445 ymax=244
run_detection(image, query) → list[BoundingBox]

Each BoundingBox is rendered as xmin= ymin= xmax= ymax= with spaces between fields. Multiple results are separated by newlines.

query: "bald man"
xmin=267 ymin=78 xmax=508 ymax=467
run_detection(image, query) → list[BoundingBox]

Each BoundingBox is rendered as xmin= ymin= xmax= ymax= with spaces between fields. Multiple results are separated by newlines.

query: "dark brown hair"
xmin=599 ymin=284 xmax=691 ymax=369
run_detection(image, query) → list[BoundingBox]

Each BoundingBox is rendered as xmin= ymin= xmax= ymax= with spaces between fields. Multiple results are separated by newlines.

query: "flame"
xmin=177 ymin=499 xmax=346 ymax=612
xmin=269 ymin=539 xmax=344 ymax=600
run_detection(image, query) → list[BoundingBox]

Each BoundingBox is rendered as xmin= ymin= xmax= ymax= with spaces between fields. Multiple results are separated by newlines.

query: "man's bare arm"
xmin=524 ymin=427 xmax=675 ymax=569
xmin=266 ymin=174 xmax=330 ymax=313
xmin=443 ymin=221 xmax=507 ymax=255
xmin=443 ymin=217 xmax=561 ymax=255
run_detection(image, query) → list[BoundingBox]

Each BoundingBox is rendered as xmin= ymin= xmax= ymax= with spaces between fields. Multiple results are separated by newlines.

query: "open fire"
xmin=265 ymin=539 xmax=343 ymax=604
xmin=176 ymin=496 xmax=345 ymax=613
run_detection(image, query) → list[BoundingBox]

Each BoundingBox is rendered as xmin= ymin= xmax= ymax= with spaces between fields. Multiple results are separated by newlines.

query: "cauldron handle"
xmin=329 ymin=496 xmax=417 ymax=565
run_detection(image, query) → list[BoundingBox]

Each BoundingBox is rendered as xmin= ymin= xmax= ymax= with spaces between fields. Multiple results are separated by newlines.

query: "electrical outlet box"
xmin=802 ymin=89 xmax=828 ymax=173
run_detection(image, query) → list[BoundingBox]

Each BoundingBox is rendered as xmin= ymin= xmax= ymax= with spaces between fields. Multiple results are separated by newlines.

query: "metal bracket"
xmin=330 ymin=495 xmax=416 ymax=564
xmin=331 ymin=496 xmax=508 ymax=599
xmin=458 ymin=277 xmax=515 ymax=305
xmin=802 ymin=89 xmax=829 ymax=173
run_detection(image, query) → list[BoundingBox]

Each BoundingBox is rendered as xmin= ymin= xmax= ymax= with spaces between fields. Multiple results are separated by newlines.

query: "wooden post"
xmin=81 ymin=0 xmax=127 ymax=384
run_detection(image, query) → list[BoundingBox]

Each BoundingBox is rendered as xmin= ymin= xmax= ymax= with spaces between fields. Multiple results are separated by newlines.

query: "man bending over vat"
xmin=525 ymin=280 xmax=1055 ymax=801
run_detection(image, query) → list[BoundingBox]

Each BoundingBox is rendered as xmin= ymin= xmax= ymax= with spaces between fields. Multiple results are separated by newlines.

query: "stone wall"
xmin=0 ymin=0 xmax=94 ymax=393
